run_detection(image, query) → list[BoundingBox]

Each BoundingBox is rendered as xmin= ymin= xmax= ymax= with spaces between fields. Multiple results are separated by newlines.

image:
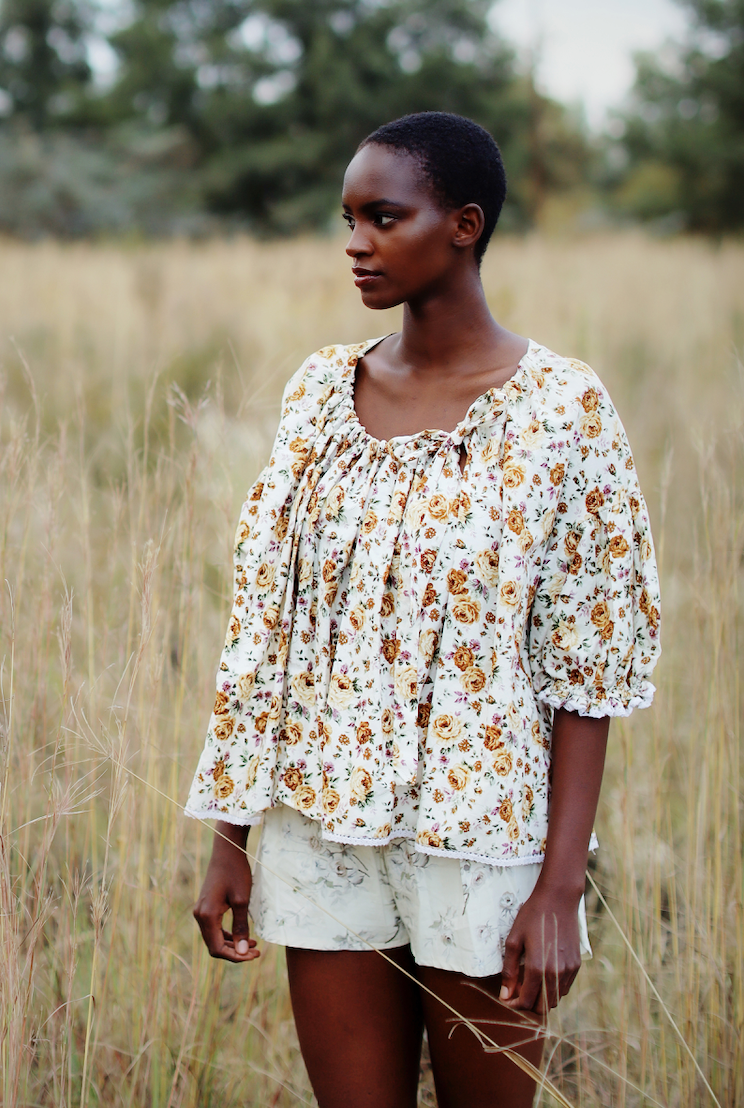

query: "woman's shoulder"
xmin=525 ymin=341 xmax=623 ymax=424
xmin=280 ymin=337 xmax=386 ymax=409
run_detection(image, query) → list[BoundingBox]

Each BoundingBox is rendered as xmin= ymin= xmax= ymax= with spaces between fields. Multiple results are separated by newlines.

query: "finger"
xmin=504 ymin=963 xmax=542 ymax=1011
xmin=196 ymin=909 xmax=259 ymax=963
xmin=231 ymin=898 xmax=252 ymax=956
xmin=499 ymin=933 xmax=523 ymax=1002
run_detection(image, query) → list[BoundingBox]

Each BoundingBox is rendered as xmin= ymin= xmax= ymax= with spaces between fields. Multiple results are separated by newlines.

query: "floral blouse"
xmin=185 ymin=337 xmax=661 ymax=866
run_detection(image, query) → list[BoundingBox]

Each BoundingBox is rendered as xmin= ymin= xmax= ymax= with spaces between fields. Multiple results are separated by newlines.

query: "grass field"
xmin=0 ymin=231 xmax=742 ymax=1106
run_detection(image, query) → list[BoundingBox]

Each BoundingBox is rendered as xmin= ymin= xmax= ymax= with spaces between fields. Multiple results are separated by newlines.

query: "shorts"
xmin=249 ymin=804 xmax=592 ymax=978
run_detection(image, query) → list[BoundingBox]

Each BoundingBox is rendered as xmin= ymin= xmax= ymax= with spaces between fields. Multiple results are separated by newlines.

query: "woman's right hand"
xmin=193 ymin=821 xmax=261 ymax=963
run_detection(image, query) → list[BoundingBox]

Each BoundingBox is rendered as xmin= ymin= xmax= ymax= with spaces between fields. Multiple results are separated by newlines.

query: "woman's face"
xmin=341 ymin=143 xmax=475 ymax=310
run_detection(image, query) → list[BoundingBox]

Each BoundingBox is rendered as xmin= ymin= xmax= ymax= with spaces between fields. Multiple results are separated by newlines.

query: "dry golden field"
xmin=0 ymin=231 xmax=742 ymax=1106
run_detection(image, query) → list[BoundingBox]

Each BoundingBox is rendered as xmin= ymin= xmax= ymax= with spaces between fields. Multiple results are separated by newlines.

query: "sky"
xmin=489 ymin=0 xmax=691 ymax=129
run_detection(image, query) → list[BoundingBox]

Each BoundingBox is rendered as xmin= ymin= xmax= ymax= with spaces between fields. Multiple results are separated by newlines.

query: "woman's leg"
xmin=286 ymin=945 xmax=424 ymax=1108
xmin=418 ymin=966 xmax=544 ymax=1108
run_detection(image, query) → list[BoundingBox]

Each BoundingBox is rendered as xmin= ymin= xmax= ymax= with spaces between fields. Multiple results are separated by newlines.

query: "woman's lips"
xmin=353 ymin=269 xmax=383 ymax=288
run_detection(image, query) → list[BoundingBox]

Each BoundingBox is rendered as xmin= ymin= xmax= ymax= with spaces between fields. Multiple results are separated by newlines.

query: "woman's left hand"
xmin=498 ymin=885 xmax=583 ymax=1014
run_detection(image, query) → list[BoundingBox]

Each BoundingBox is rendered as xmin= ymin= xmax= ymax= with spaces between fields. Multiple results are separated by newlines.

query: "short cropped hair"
xmin=359 ymin=112 xmax=507 ymax=264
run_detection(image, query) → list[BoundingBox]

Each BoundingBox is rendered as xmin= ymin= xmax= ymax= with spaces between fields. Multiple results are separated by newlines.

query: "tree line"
xmin=0 ymin=0 xmax=741 ymax=237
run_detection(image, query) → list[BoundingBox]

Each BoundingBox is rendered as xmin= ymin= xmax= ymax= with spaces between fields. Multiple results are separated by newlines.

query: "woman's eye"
xmin=374 ymin=213 xmax=395 ymax=227
xmin=342 ymin=214 xmax=355 ymax=228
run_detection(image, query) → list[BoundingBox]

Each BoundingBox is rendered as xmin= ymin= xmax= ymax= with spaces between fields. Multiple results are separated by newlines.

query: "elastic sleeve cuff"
xmin=537 ymin=680 xmax=656 ymax=719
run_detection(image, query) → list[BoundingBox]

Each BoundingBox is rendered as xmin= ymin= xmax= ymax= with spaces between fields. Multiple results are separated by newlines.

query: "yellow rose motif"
xmin=379 ymin=592 xmax=395 ymax=617
xmin=431 ymin=714 xmax=463 ymax=744
xmin=519 ymin=529 xmax=534 ymax=552
xmin=447 ymin=765 xmax=469 ymax=790
xmin=394 ymin=664 xmax=418 ymax=701
xmin=507 ymin=818 xmax=520 ymax=841
xmin=483 ymin=725 xmax=503 ymax=751
xmin=499 ymin=797 xmax=513 ymax=822
xmin=546 ymin=573 xmax=567 ymax=605
xmin=262 ymin=605 xmax=279 ymax=629
xmin=550 ymin=463 xmax=565 ymax=486
xmin=349 ymin=605 xmax=366 ymax=631
xmin=522 ymin=419 xmax=545 ymax=448
xmin=213 ymin=690 xmax=230 ymax=716
xmin=298 ymin=558 xmax=313 ymax=588
xmin=362 ymin=509 xmax=378 ymax=534
xmin=419 ymin=629 xmax=439 ymax=663
xmin=502 ymin=463 xmax=525 ymax=488
xmin=453 ymin=645 xmax=474 ymax=671
xmin=214 ymin=774 xmax=235 ymax=799
xmin=460 ymin=666 xmax=486 ymax=693
xmin=325 ymin=485 xmax=345 ymax=519
xmin=245 ymin=755 xmax=259 ymax=790
xmin=236 ymin=672 xmax=256 ymax=700
xmin=227 ymin=615 xmax=241 ymax=642
xmin=255 ymin=563 xmax=275 ymax=591
xmin=551 ymin=620 xmax=580 ymax=652
xmin=328 ymin=672 xmax=356 ymax=710
xmin=382 ymin=637 xmax=401 ymax=664
xmin=447 ymin=568 xmax=468 ymax=594
xmin=585 ymin=487 xmax=605 ymax=515
xmin=291 ymin=671 xmax=315 ymax=706
xmin=289 ymin=435 xmax=308 ymax=455
xmin=213 ymin=717 xmax=235 ymax=743
xmin=500 ymin=581 xmax=522 ymax=608
xmin=417 ymin=830 xmax=443 ymax=849
xmin=609 ymin=534 xmax=630 ymax=559
xmin=427 ymin=493 xmax=450 ymax=520
xmin=349 ymin=766 xmax=373 ymax=803
xmin=237 ymin=521 xmax=251 ymax=545
xmin=322 ymin=786 xmax=340 ymax=813
xmin=280 ymin=720 xmax=304 ymax=746
xmin=581 ymin=387 xmax=599 ymax=412
xmin=381 ymin=708 xmax=394 ymax=734
xmin=268 ymin=694 xmax=282 ymax=721
xmin=507 ymin=508 xmax=525 ymax=535
xmin=388 ymin=490 xmax=407 ymax=523
xmin=452 ymin=596 xmax=480 ymax=624
xmin=522 ymin=785 xmax=534 ymax=820
xmin=283 ymin=767 xmax=302 ymax=791
xmin=294 ymin=784 xmax=316 ymax=810
xmin=286 ymin=382 xmax=306 ymax=403
xmin=579 ymin=412 xmax=602 ymax=438
xmin=275 ymin=514 xmax=289 ymax=541
xmin=255 ymin=712 xmax=269 ymax=734
xmin=493 ymin=751 xmax=513 ymax=776
xmin=420 ymin=549 xmax=437 ymax=574
xmin=417 ymin=703 xmax=431 ymax=729
xmin=475 ymin=549 xmax=500 ymax=587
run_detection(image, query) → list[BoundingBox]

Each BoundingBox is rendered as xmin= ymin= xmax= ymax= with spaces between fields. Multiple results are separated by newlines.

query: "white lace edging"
xmin=184 ymin=806 xmax=263 ymax=827
xmin=538 ymin=682 xmax=656 ymax=719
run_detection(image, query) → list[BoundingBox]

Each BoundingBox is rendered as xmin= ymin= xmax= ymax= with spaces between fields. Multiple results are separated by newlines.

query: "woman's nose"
xmin=345 ymin=224 xmax=372 ymax=258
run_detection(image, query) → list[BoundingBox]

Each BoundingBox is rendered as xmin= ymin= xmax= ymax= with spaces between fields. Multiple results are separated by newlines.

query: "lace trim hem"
xmin=538 ymin=683 xmax=656 ymax=718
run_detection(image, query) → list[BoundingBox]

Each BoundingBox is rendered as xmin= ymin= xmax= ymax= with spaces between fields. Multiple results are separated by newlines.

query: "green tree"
xmin=0 ymin=0 xmax=94 ymax=128
xmin=100 ymin=0 xmax=589 ymax=234
xmin=614 ymin=0 xmax=744 ymax=231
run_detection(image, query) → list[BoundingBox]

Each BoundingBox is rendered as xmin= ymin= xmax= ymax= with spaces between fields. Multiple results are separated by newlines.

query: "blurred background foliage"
xmin=0 ymin=0 xmax=742 ymax=238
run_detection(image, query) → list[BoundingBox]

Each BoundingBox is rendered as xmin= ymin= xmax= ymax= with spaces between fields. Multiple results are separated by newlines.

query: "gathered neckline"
xmin=343 ymin=335 xmax=535 ymax=448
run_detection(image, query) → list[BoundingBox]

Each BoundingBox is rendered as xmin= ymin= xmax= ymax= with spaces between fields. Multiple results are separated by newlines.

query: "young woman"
xmin=187 ymin=112 xmax=661 ymax=1108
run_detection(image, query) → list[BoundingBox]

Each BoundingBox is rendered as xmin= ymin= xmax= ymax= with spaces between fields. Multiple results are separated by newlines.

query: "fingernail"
xmin=499 ymin=986 xmax=509 ymax=1000
xmin=236 ymin=939 xmax=249 ymax=954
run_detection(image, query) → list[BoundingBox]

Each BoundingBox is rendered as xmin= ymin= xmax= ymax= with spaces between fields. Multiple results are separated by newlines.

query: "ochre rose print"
xmin=475 ymin=549 xmax=500 ymax=587
xmin=280 ymin=721 xmax=304 ymax=746
xmin=503 ymin=463 xmax=525 ymax=488
xmin=579 ymin=412 xmax=602 ymax=438
xmin=581 ymin=387 xmax=599 ymax=412
xmin=328 ymin=672 xmax=356 ymax=710
xmin=382 ymin=637 xmax=401 ymax=664
xmin=500 ymin=581 xmax=522 ymax=608
xmin=586 ymin=487 xmax=605 ymax=515
xmin=214 ymin=774 xmax=235 ymax=799
xmin=431 ymin=714 xmax=463 ymax=743
xmin=213 ymin=690 xmax=230 ymax=716
xmin=422 ymin=583 xmax=437 ymax=607
xmin=452 ymin=596 xmax=480 ymax=624
xmin=381 ymin=708 xmax=394 ymax=734
xmin=609 ymin=534 xmax=630 ymax=559
xmin=298 ymin=558 xmax=313 ymax=588
xmin=427 ymin=493 xmax=450 ymax=520
xmin=420 ymin=549 xmax=437 ymax=574
xmin=493 ymin=751 xmax=513 ymax=776
xmin=213 ymin=717 xmax=235 ymax=742
xmin=448 ymin=765 xmax=469 ymax=790
xmin=325 ymin=485 xmax=345 ymax=519
xmin=236 ymin=672 xmax=256 ymax=700
xmin=322 ymin=786 xmax=340 ymax=813
xmin=417 ymin=703 xmax=431 ymax=729
xmin=349 ymin=766 xmax=373 ymax=802
xmin=419 ymin=629 xmax=439 ymax=663
xmin=362 ymin=510 xmax=378 ymax=534
xmin=507 ymin=509 xmax=524 ymax=535
xmin=460 ymin=666 xmax=486 ymax=693
xmin=394 ymin=665 xmax=418 ymax=701
xmin=550 ymin=463 xmax=565 ymax=486
xmin=551 ymin=620 xmax=580 ymax=652
xmin=483 ymin=725 xmax=503 ymax=750
xmin=227 ymin=615 xmax=241 ymax=641
xmin=283 ymin=767 xmax=302 ymax=791
xmin=453 ymin=645 xmax=475 ymax=671
xmin=294 ymin=784 xmax=316 ymax=810
xmin=291 ymin=671 xmax=315 ymax=706
xmin=417 ymin=830 xmax=443 ymax=849
xmin=349 ymin=605 xmax=366 ymax=631
xmin=262 ymin=605 xmax=279 ymax=629
xmin=447 ymin=568 xmax=468 ymax=594
xmin=499 ymin=798 xmax=513 ymax=822
xmin=380 ymin=592 xmax=395 ymax=617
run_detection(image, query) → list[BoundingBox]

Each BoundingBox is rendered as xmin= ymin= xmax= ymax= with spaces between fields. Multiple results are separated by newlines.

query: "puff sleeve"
xmin=528 ymin=372 xmax=661 ymax=718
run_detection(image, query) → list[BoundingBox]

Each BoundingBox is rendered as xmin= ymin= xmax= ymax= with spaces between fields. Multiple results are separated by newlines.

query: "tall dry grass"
xmin=0 ymin=231 xmax=742 ymax=1106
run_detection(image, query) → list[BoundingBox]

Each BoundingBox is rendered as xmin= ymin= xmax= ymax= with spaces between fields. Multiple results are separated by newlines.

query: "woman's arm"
xmin=499 ymin=708 xmax=609 ymax=1013
xmin=193 ymin=821 xmax=260 ymax=963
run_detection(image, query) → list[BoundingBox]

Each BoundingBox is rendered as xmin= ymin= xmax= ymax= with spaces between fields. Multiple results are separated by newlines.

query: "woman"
xmin=188 ymin=112 xmax=661 ymax=1108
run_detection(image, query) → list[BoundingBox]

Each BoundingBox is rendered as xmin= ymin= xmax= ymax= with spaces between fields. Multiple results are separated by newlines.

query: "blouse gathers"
xmin=185 ymin=337 xmax=661 ymax=866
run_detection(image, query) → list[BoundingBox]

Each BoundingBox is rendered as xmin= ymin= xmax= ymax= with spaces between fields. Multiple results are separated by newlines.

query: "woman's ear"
xmin=453 ymin=203 xmax=485 ymax=252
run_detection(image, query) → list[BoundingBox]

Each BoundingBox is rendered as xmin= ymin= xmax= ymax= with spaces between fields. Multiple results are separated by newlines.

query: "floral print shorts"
xmin=249 ymin=805 xmax=592 ymax=978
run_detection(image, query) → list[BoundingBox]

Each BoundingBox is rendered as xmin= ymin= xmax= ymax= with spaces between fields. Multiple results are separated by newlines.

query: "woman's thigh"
xmin=285 ymin=945 xmax=423 ymax=1108
xmin=418 ymin=966 xmax=544 ymax=1108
